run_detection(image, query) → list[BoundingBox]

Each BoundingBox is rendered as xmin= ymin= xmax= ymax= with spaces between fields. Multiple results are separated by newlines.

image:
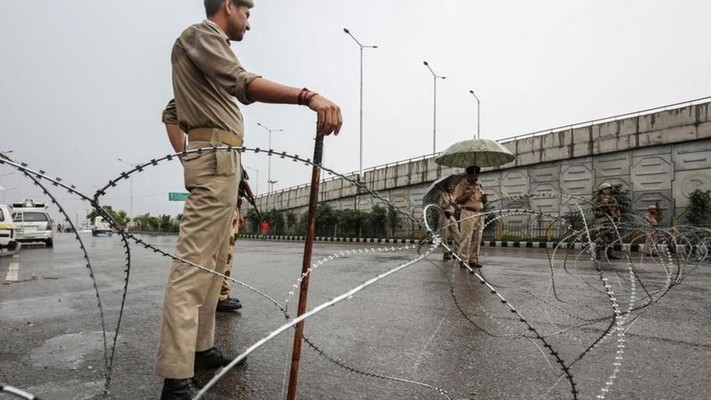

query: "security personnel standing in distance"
xmin=438 ymin=183 xmax=460 ymax=260
xmin=156 ymin=1 xmax=342 ymax=399
xmin=592 ymin=182 xmax=621 ymax=260
xmin=454 ymin=166 xmax=487 ymax=269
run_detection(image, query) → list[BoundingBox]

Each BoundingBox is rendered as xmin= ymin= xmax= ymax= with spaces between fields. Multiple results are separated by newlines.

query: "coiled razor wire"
xmin=0 ymin=147 xmax=452 ymax=400
xmin=0 ymin=384 xmax=42 ymax=400
xmin=1 ymin=146 xmax=709 ymax=400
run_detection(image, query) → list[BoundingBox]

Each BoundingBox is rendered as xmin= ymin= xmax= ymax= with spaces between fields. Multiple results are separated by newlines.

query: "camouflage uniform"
xmin=592 ymin=189 xmax=620 ymax=259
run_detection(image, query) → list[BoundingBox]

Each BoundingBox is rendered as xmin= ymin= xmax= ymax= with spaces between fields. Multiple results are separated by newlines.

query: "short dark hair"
xmin=204 ymin=0 xmax=223 ymax=16
xmin=465 ymin=166 xmax=481 ymax=175
xmin=204 ymin=0 xmax=253 ymax=17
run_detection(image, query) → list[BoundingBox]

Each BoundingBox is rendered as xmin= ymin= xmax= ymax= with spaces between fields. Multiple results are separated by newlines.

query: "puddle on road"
xmin=30 ymin=331 xmax=105 ymax=369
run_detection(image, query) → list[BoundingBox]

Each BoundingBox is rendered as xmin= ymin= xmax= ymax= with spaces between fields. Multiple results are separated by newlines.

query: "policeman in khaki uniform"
xmin=454 ymin=166 xmax=487 ymax=269
xmin=216 ymin=166 xmax=255 ymax=312
xmin=156 ymin=1 xmax=342 ymax=398
xmin=437 ymin=183 xmax=460 ymax=260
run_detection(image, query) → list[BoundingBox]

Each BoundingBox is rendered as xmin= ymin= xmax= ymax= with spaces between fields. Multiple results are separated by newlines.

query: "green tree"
xmin=158 ymin=214 xmax=176 ymax=232
xmin=86 ymin=205 xmax=130 ymax=227
xmin=286 ymin=211 xmax=297 ymax=235
xmin=133 ymin=213 xmax=159 ymax=231
xmin=264 ymin=208 xmax=285 ymax=235
xmin=386 ymin=205 xmax=400 ymax=238
xmin=245 ymin=208 xmax=260 ymax=234
xmin=315 ymin=203 xmax=337 ymax=236
xmin=368 ymin=205 xmax=387 ymax=237
xmin=337 ymin=208 xmax=368 ymax=238
xmin=685 ymin=189 xmax=711 ymax=226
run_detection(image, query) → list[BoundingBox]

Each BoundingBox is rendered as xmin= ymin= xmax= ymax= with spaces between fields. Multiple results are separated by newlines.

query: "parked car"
xmin=91 ymin=215 xmax=113 ymax=237
xmin=0 ymin=204 xmax=18 ymax=250
xmin=11 ymin=199 xmax=54 ymax=248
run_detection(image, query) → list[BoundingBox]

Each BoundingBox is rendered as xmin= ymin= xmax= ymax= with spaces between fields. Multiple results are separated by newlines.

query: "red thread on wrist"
xmin=297 ymin=87 xmax=309 ymax=105
xmin=304 ymin=91 xmax=318 ymax=106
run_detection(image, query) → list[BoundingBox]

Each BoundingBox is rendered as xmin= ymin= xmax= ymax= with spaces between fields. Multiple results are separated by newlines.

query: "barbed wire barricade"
xmin=1 ymin=147 xmax=709 ymax=399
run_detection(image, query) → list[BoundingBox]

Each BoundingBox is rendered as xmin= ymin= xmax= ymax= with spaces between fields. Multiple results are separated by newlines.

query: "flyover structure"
xmin=254 ymin=97 xmax=711 ymax=233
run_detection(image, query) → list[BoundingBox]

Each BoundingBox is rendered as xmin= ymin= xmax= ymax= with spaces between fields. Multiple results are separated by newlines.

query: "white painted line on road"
xmin=5 ymin=260 xmax=19 ymax=282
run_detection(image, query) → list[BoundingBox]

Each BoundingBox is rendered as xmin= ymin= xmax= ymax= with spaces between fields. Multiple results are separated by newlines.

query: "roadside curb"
xmin=238 ymin=234 xmax=659 ymax=253
xmin=239 ymin=234 xmax=419 ymax=244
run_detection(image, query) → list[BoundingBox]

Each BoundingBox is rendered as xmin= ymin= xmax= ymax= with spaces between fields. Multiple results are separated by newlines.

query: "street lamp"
xmin=256 ymin=122 xmax=283 ymax=193
xmin=116 ymin=158 xmax=137 ymax=217
xmin=245 ymin=166 xmax=259 ymax=196
xmin=343 ymin=28 xmax=378 ymax=182
xmin=423 ymin=61 xmax=446 ymax=156
xmin=469 ymin=89 xmax=481 ymax=139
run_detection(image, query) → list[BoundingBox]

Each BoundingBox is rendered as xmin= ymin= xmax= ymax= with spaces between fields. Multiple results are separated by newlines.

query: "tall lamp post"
xmin=117 ymin=158 xmax=137 ymax=218
xmin=423 ymin=61 xmax=446 ymax=156
xmin=469 ymin=89 xmax=481 ymax=139
xmin=245 ymin=166 xmax=259 ymax=196
xmin=257 ymin=122 xmax=283 ymax=193
xmin=343 ymin=28 xmax=378 ymax=182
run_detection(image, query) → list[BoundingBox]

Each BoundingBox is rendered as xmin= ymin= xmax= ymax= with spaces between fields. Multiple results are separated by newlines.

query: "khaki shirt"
xmin=163 ymin=20 xmax=261 ymax=140
xmin=454 ymin=180 xmax=484 ymax=211
xmin=438 ymin=192 xmax=456 ymax=213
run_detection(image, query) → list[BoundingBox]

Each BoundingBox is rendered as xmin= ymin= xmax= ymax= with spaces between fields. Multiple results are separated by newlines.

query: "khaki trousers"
xmin=219 ymin=208 xmax=241 ymax=301
xmin=439 ymin=214 xmax=460 ymax=254
xmin=155 ymin=138 xmax=240 ymax=379
xmin=458 ymin=209 xmax=484 ymax=263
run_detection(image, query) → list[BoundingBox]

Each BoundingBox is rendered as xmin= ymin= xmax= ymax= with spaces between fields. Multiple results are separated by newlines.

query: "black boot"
xmin=160 ymin=378 xmax=229 ymax=400
xmin=195 ymin=347 xmax=246 ymax=370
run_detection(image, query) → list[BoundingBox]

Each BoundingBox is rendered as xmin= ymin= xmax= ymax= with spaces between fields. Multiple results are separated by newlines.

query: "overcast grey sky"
xmin=1 ymin=0 xmax=709 ymax=223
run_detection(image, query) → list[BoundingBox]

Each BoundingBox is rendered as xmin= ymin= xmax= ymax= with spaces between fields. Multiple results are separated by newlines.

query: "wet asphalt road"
xmin=1 ymin=233 xmax=710 ymax=400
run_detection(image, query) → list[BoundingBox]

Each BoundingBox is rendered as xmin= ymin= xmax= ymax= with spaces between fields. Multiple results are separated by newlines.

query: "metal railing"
xmin=498 ymin=95 xmax=711 ymax=144
xmin=257 ymin=96 xmax=711 ymax=202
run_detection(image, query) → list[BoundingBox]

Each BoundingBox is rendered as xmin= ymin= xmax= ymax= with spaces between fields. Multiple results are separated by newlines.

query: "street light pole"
xmin=257 ymin=122 xmax=283 ymax=193
xmin=423 ymin=61 xmax=446 ymax=156
xmin=343 ymin=28 xmax=378 ymax=182
xmin=469 ymin=89 xmax=481 ymax=139
xmin=117 ymin=158 xmax=135 ymax=218
xmin=245 ymin=166 xmax=259 ymax=196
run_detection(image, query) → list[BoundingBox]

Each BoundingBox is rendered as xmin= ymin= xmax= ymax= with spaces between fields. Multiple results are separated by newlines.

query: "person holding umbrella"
xmin=454 ymin=165 xmax=487 ymax=268
xmin=438 ymin=183 xmax=460 ymax=260
xmin=434 ymin=136 xmax=515 ymax=268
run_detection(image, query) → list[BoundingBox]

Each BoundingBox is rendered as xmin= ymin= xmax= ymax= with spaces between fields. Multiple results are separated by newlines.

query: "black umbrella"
xmin=422 ymin=174 xmax=463 ymax=208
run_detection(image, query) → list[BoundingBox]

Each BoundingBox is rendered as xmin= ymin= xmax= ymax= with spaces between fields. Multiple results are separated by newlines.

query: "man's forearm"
xmin=166 ymin=123 xmax=186 ymax=153
xmin=246 ymin=78 xmax=302 ymax=104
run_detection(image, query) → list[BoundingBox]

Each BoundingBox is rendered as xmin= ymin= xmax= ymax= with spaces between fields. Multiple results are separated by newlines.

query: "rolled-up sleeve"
xmin=162 ymin=99 xmax=178 ymax=124
xmin=184 ymin=29 xmax=261 ymax=105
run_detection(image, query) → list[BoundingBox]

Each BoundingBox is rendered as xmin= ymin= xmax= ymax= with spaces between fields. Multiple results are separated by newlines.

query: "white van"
xmin=0 ymin=204 xmax=18 ymax=250
xmin=11 ymin=199 xmax=54 ymax=248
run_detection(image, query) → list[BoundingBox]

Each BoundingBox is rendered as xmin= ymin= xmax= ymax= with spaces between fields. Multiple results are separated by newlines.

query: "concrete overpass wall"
xmin=255 ymin=100 xmax=711 ymax=229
